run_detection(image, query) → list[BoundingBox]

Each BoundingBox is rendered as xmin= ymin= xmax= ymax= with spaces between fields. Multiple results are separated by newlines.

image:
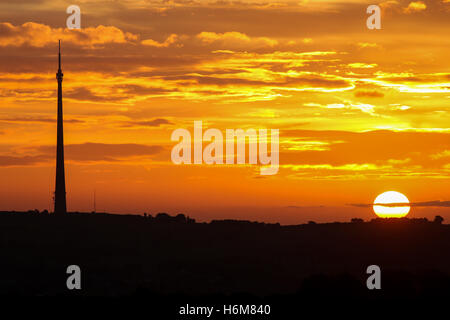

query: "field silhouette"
xmin=1 ymin=211 xmax=450 ymax=308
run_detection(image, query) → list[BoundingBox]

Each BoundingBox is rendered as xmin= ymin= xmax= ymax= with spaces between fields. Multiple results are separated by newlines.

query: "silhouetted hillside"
xmin=1 ymin=211 xmax=450 ymax=304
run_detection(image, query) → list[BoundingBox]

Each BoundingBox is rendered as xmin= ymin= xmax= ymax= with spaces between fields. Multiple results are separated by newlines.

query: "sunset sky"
xmin=0 ymin=0 xmax=449 ymax=224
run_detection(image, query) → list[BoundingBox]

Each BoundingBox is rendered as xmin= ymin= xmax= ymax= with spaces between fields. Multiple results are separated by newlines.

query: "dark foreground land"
xmin=1 ymin=211 xmax=450 ymax=308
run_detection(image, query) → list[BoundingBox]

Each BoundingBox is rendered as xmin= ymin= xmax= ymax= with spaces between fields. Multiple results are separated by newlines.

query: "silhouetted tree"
xmin=434 ymin=215 xmax=444 ymax=224
xmin=175 ymin=213 xmax=187 ymax=223
xmin=186 ymin=216 xmax=196 ymax=224
xmin=351 ymin=218 xmax=364 ymax=223
xmin=155 ymin=212 xmax=178 ymax=223
xmin=411 ymin=217 xmax=428 ymax=223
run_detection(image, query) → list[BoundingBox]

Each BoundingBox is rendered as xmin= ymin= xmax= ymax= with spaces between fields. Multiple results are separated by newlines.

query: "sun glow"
xmin=373 ymin=191 xmax=410 ymax=218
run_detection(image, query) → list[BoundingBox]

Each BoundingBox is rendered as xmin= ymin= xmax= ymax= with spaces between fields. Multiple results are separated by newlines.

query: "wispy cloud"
xmin=0 ymin=143 xmax=165 ymax=166
xmin=354 ymin=91 xmax=384 ymax=98
xmin=197 ymin=31 xmax=278 ymax=48
xmin=0 ymin=22 xmax=138 ymax=48
xmin=141 ymin=34 xmax=181 ymax=48
xmin=349 ymin=200 xmax=450 ymax=208
xmin=0 ymin=116 xmax=84 ymax=124
xmin=0 ymin=154 xmax=50 ymax=167
xmin=39 ymin=143 xmax=165 ymax=162
xmin=403 ymin=1 xmax=427 ymax=14
xmin=122 ymin=118 xmax=173 ymax=127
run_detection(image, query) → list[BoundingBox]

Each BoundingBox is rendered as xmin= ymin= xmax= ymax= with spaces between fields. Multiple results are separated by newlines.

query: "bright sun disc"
xmin=373 ymin=191 xmax=410 ymax=218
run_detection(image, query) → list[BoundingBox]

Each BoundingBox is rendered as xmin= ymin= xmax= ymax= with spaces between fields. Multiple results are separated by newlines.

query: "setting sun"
xmin=373 ymin=191 xmax=410 ymax=218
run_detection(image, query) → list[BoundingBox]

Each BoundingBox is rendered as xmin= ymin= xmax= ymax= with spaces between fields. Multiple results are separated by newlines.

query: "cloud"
xmin=430 ymin=150 xmax=450 ymax=159
xmin=63 ymin=85 xmax=178 ymax=104
xmin=411 ymin=201 xmax=450 ymax=207
xmin=0 ymin=22 xmax=138 ymax=47
xmin=279 ymin=130 xmax=450 ymax=173
xmin=354 ymin=90 xmax=384 ymax=98
xmin=357 ymin=42 xmax=379 ymax=49
xmin=64 ymin=87 xmax=127 ymax=103
xmin=347 ymin=63 xmax=378 ymax=69
xmin=196 ymin=31 xmax=278 ymax=48
xmin=0 ymin=143 xmax=165 ymax=166
xmin=389 ymin=104 xmax=411 ymax=111
xmin=141 ymin=34 xmax=181 ymax=47
xmin=0 ymin=154 xmax=50 ymax=167
xmin=349 ymin=200 xmax=450 ymax=208
xmin=379 ymin=0 xmax=400 ymax=12
xmin=310 ymin=102 xmax=376 ymax=115
xmin=122 ymin=118 xmax=173 ymax=127
xmin=113 ymin=84 xmax=177 ymax=96
xmin=0 ymin=116 xmax=83 ymax=124
xmin=403 ymin=1 xmax=427 ymax=13
xmin=173 ymin=74 xmax=349 ymax=88
xmin=38 ymin=143 xmax=165 ymax=162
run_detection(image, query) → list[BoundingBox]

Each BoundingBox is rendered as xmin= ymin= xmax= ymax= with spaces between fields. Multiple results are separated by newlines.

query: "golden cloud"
xmin=196 ymin=31 xmax=278 ymax=48
xmin=141 ymin=34 xmax=181 ymax=47
xmin=403 ymin=1 xmax=427 ymax=13
xmin=347 ymin=63 xmax=378 ymax=69
xmin=354 ymin=90 xmax=384 ymax=98
xmin=357 ymin=42 xmax=379 ymax=49
xmin=379 ymin=0 xmax=400 ymax=10
xmin=0 ymin=22 xmax=138 ymax=47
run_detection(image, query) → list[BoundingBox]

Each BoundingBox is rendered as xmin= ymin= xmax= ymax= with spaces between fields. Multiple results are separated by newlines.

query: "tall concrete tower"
xmin=54 ymin=40 xmax=67 ymax=214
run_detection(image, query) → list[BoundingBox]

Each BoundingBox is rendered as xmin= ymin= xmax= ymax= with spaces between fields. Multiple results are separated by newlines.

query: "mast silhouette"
xmin=54 ymin=40 xmax=67 ymax=214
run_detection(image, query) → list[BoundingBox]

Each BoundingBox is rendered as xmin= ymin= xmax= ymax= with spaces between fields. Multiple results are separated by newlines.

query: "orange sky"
xmin=0 ymin=0 xmax=449 ymax=224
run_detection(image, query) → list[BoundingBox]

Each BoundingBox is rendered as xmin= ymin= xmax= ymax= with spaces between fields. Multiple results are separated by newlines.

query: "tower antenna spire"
xmin=58 ymin=40 xmax=61 ymax=71
xmin=54 ymin=40 xmax=67 ymax=214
